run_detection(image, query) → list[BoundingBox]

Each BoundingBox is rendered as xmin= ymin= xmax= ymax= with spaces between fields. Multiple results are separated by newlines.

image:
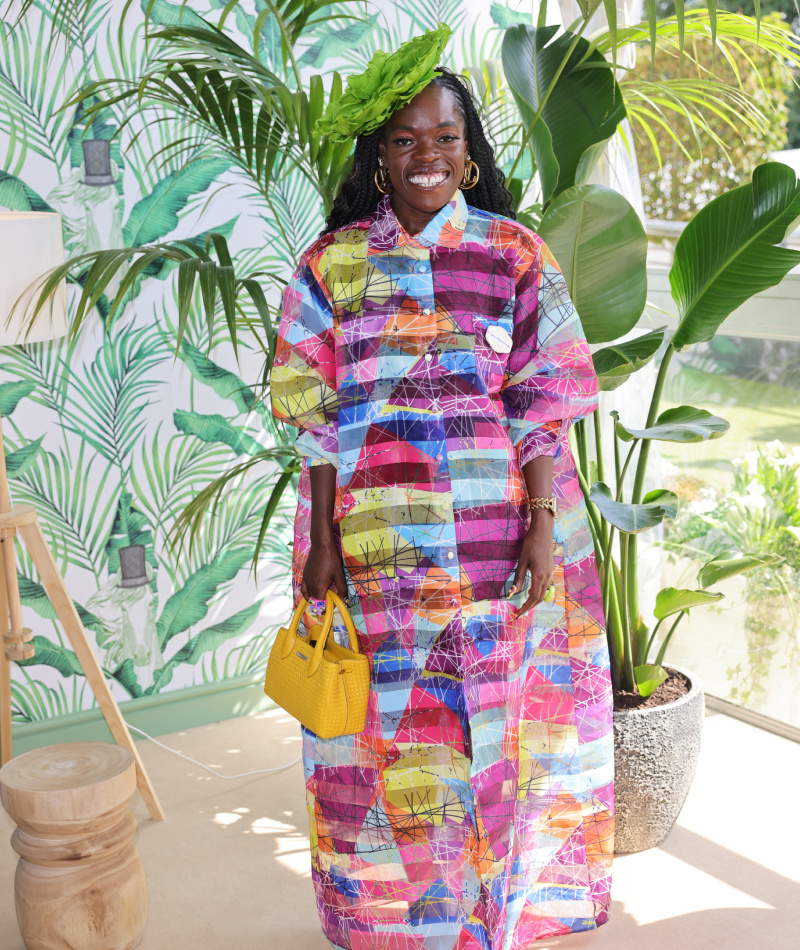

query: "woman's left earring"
xmin=460 ymin=157 xmax=480 ymax=190
xmin=374 ymin=163 xmax=392 ymax=194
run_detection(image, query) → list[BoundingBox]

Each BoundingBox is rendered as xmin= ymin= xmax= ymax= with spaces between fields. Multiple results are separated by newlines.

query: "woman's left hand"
xmin=509 ymin=509 xmax=555 ymax=617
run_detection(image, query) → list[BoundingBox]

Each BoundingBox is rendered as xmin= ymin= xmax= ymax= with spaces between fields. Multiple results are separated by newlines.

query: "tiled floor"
xmin=1 ymin=707 xmax=798 ymax=949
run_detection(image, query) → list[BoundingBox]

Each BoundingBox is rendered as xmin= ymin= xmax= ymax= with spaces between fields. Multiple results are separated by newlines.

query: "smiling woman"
xmin=269 ymin=24 xmax=614 ymax=950
xmin=324 ymin=65 xmax=515 ymax=235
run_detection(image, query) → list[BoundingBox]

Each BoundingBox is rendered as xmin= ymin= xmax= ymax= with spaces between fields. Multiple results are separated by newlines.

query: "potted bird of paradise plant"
xmin=497 ymin=20 xmax=800 ymax=851
xmin=549 ymin=163 xmax=796 ymax=851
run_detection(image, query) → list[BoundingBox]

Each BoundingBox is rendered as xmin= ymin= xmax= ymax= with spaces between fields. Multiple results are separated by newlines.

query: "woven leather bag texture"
xmin=264 ymin=591 xmax=369 ymax=738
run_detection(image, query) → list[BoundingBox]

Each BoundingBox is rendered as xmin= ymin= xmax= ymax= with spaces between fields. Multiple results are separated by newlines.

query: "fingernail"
xmin=507 ymin=585 xmax=517 ymax=598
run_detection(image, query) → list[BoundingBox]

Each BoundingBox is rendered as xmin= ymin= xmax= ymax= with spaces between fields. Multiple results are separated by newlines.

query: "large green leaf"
xmin=111 ymin=658 xmax=143 ymax=699
xmin=178 ymin=340 xmax=262 ymax=416
xmin=17 ymin=636 xmax=83 ymax=677
xmin=654 ymin=586 xmax=724 ymax=620
xmin=298 ymin=14 xmax=378 ymax=68
xmin=5 ymin=438 xmax=43 ymax=478
xmin=18 ymin=575 xmax=106 ymax=635
xmin=538 ymin=184 xmax=647 ymax=343
xmin=144 ymin=0 xmax=208 ymax=28
xmin=122 ymin=157 xmax=230 ymax=246
xmin=0 ymin=380 xmax=36 ymax=415
xmin=174 ymin=409 xmax=265 ymax=456
xmin=491 ymin=2 xmax=530 ymax=27
xmin=670 ymin=162 xmax=800 ymax=351
xmin=615 ymin=405 xmax=730 ymax=443
xmin=698 ymin=552 xmax=783 ymax=588
xmin=501 ymin=25 xmax=626 ymax=202
xmin=156 ymin=547 xmax=252 ymax=648
xmin=0 ymin=171 xmax=55 ymax=213
xmin=592 ymin=328 xmax=665 ymax=391
xmin=149 ymin=601 xmax=262 ymax=693
xmin=634 ymin=663 xmax=669 ymax=698
xmin=590 ymin=483 xmax=679 ymax=534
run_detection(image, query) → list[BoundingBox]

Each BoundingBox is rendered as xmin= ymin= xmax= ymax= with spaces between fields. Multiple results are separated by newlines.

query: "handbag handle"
xmin=280 ymin=597 xmax=322 ymax=659
xmin=307 ymin=591 xmax=361 ymax=677
xmin=282 ymin=592 xmax=361 ymax=676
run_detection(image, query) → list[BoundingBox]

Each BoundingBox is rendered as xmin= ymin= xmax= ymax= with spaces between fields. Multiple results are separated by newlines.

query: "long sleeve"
xmin=501 ymin=238 xmax=598 ymax=468
xmin=271 ymin=255 xmax=338 ymax=467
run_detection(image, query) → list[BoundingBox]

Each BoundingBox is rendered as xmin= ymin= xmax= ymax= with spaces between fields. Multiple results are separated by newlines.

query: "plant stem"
xmin=655 ymin=610 xmax=687 ymax=667
xmin=592 ymin=408 xmax=605 ymax=483
xmin=613 ymin=416 xmax=621 ymax=493
xmin=574 ymin=463 xmax=603 ymax=543
xmin=592 ymin=409 xmax=609 ymax=550
xmin=574 ymin=417 xmax=588 ymax=479
xmin=619 ymin=532 xmax=636 ymax=690
xmin=605 ymin=561 xmax=625 ymax=691
xmin=644 ymin=617 xmax=664 ymax=663
xmin=631 ymin=343 xmax=674 ymax=506
xmin=626 ymin=342 xmax=676 ymax=629
xmin=616 ymin=441 xmax=638 ymax=502
xmin=601 ymin=526 xmax=616 ymax=621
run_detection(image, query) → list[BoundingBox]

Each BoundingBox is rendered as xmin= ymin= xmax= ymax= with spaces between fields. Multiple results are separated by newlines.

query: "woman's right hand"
xmin=301 ymin=531 xmax=348 ymax=602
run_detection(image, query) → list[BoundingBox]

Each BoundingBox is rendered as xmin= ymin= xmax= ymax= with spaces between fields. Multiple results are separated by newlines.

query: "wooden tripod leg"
xmin=19 ymin=518 xmax=165 ymax=821
xmin=0 ymin=553 xmax=11 ymax=766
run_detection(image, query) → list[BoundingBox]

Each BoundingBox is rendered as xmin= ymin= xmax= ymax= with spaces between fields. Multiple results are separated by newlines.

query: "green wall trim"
xmin=12 ymin=673 xmax=277 ymax=755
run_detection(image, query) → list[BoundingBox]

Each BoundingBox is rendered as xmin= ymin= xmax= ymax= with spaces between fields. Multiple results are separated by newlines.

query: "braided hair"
xmin=322 ymin=67 xmax=516 ymax=235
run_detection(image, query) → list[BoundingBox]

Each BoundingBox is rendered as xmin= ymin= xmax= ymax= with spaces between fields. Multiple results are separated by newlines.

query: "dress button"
xmin=422 ymin=308 xmax=431 ymax=315
xmin=449 ymin=598 xmax=458 ymax=608
xmin=417 ymin=263 xmax=429 ymax=273
xmin=447 ymin=551 xmax=454 ymax=560
xmin=425 ymin=353 xmax=433 ymax=362
xmin=436 ymin=453 xmax=443 ymax=461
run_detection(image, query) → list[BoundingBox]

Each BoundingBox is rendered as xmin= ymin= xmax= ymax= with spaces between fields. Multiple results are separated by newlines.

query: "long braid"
xmin=323 ymin=131 xmax=382 ymax=234
xmin=322 ymin=68 xmax=515 ymax=234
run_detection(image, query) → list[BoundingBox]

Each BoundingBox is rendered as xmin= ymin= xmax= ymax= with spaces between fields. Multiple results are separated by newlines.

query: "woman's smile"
xmin=406 ymin=168 xmax=450 ymax=190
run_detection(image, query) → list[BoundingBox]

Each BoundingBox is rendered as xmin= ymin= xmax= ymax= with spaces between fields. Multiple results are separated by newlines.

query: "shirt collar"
xmin=369 ymin=190 xmax=468 ymax=252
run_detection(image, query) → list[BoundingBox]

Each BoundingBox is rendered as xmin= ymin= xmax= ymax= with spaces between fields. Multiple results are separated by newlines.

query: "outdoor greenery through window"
xmin=660 ymin=337 xmax=800 ymax=727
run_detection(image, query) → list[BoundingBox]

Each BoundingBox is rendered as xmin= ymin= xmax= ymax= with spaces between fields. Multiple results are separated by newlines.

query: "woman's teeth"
xmin=408 ymin=172 xmax=448 ymax=188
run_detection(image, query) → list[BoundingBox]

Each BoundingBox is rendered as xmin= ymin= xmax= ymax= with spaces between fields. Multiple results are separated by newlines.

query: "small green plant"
xmin=664 ymin=442 xmax=800 ymax=704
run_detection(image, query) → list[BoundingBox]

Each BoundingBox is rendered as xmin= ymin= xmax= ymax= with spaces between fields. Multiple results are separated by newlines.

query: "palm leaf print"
xmin=10 ymin=440 xmax=120 ymax=578
xmin=150 ymin=600 xmax=263 ymax=692
xmin=58 ymin=324 xmax=169 ymax=472
xmin=155 ymin=546 xmax=252 ymax=649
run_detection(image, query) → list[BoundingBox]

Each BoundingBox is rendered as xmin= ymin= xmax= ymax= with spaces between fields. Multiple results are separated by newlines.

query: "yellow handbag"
xmin=264 ymin=590 xmax=370 ymax=738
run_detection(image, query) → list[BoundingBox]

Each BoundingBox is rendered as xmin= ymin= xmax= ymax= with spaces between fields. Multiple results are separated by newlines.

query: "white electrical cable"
xmin=125 ymin=723 xmax=301 ymax=780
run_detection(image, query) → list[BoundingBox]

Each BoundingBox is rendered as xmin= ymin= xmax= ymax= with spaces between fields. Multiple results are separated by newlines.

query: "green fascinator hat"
xmin=314 ymin=23 xmax=452 ymax=143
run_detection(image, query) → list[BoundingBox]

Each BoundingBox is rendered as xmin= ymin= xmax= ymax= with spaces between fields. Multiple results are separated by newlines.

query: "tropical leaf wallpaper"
xmin=0 ymin=0 xmax=524 ymax=724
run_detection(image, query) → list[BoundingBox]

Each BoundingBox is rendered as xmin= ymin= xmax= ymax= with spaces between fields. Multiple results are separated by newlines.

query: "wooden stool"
xmin=0 ymin=742 xmax=147 ymax=950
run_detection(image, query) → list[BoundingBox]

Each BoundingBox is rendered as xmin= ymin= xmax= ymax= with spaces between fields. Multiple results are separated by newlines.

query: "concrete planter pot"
xmin=613 ymin=664 xmax=704 ymax=854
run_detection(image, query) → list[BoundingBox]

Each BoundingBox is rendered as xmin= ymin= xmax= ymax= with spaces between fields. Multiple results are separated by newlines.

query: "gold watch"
xmin=528 ymin=496 xmax=558 ymax=518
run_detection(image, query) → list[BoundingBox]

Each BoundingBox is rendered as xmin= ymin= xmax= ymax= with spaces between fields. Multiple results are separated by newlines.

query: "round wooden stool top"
xmin=0 ymin=742 xmax=136 ymax=829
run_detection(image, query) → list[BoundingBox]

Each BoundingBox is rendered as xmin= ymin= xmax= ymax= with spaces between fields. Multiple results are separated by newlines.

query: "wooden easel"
xmin=0 ymin=412 xmax=164 ymax=820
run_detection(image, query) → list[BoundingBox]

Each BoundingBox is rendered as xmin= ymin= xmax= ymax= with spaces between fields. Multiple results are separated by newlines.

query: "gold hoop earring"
xmin=460 ymin=158 xmax=479 ymax=190
xmin=374 ymin=165 xmax=392 ymax=194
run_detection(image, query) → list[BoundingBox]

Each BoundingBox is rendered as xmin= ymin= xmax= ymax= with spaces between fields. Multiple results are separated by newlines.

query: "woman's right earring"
xmin=374 ymin=164 xmax=392 ymax=194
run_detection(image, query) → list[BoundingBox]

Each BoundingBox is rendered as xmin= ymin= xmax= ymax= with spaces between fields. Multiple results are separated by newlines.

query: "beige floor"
xmin=1 ymin=708 xmax=798 ymax=950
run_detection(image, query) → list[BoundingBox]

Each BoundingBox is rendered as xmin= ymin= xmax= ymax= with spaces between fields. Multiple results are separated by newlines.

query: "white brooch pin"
xmin=485 ymin=325 xmax=513 ymax=354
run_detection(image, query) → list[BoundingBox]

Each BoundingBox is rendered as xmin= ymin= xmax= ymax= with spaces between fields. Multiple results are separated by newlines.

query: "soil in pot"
xmin=614 ymin=667 xmax=691 ymax=711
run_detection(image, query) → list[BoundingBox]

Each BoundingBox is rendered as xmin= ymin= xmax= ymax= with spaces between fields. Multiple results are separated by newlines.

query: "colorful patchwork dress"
xmin=271 ymin=191 xmax=614 ymax=950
